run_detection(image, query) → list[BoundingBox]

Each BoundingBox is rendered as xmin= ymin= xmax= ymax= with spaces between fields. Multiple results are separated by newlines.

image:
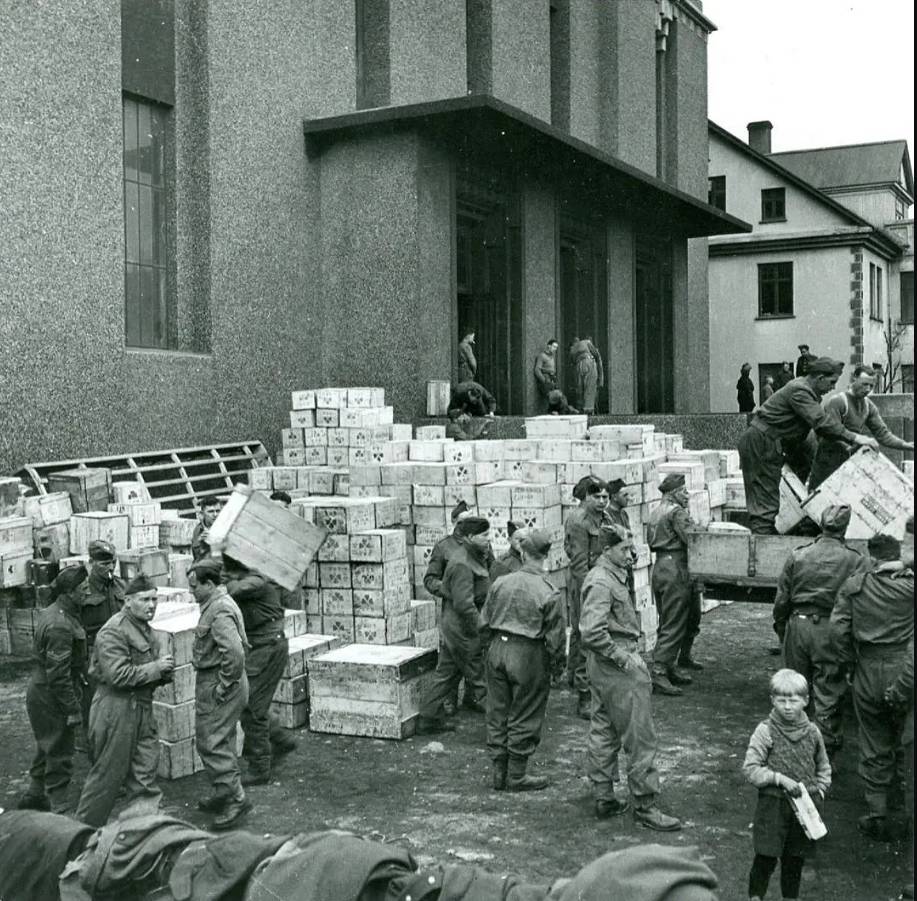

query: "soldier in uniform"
xmin=18 ymin=566 xmax=88 ymax=813
xmin=772 ymin=504 xmax=869 ymax=758
xmin=457 ymin=329 xmax=477 ymax=383
xmin=737 ymin=357 xmax=878 ymax=533
xmin=417 ymin=517 xmax=492 ymax=734
xmin=76 ymin=539 xmax=126 ymax=731
xmin=564 ymin=477 xmax=610 ymax=718
xmin=489 ymin=520 xmax=527 ymax=582
xmin=580 ymin=527 xmax=682 ymax=831
xmin=646 ymin=474 xmax=703 ymax=696
xmin=191 ymin=498 xmax=223 ymax=561
xmin=605 ymin=479 xmax=632 ymax=537
xmin=189 ymin=557 xmax=252 ymax=830
xmin=222 ymin=555 xmax=296 ymax=786
xmin=449 ymin=380 xmax=497 ymax=417
xmin=568 ymin=336 xmax=603 ymax=414
xmin=75 ymin=574 xmax=174 ymax=827
xmin=480 ymin=529 xmax=565 ymax=792
xmin=830 ymin=533 xmax=914 ymax=840
xmin=533 ymin=338 xmax=559 ymax=410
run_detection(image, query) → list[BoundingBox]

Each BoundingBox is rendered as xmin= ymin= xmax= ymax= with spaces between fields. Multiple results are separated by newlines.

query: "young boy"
xmin=742 ymin=668 xmax=831 ymax=901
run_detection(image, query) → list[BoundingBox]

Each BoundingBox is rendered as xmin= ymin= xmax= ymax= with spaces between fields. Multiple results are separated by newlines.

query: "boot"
xmin=576 ymin=690 xmax=592 ymax=720
xmin=595 ymin=797 xmax=629 ymax=819
xmin=634 ymin=805 xmax=682 ymax=832
xmin=651 ymin=671 xmax=683 ymax=696
xmin=506 ymin=757 xmax=549 ymax=792
xmin=17 ymin=791 xmax=50 ymax=812
xmin=242 ymin=761 xmax=272 ymax=786
xmin=271 ymin=732 xmax=297 ymax=757
xmin=197 ymin=793 xmax=229 ymax=813
xmin=213 ymin=796 xmax=253 ymax=831
xmin=677 ymin=654 xmax=704 ymax=671
xmin=666 ymin=667 xmax=693 ymax=686
xmin=492 ymin=759 xmax=508 ymax=791
xmin=416 ymin=715 xmax=456 ymax=735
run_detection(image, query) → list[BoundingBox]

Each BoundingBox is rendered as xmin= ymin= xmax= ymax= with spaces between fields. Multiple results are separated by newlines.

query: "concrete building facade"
xmin=0 ymin=0 xmax=746 ymax=473
xmin=706 ymin=121 xmax=911 ymax=412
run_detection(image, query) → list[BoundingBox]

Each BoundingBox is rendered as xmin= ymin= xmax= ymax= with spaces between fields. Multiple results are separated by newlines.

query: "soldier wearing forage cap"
xmin=646 ymin=473 xmax=703 ymax=696
xmin=75 ymin=574 xmax=174 ymax=827
xmin=772 ymin=505 xmax=870 ymax=757
xmin=489 ymin=520 xmax=528 ymax=582
xmin=481 ymin=529 xmax=565 ymax=792
xmin=417 ymin=516 xmax=492 ymax=734
xmin=737 ymin=356 xmax=879 ymax=534
xmin=565 ymin=477 xmax=611 ymax=718
xmin=18 ymin=566 xmax=88 ymax=813
xmin=580 ymin=526 xmax=682 ymax=831
xmin=831 ymin=533 xmax=914 ymax=840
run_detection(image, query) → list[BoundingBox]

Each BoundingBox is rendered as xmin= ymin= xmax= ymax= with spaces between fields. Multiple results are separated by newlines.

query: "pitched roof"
xmin=770 ymin=141 xmax=913 ymax=197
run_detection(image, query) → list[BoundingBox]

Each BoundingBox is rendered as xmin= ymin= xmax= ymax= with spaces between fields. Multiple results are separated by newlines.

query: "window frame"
xmin=901 ymin=363 xmax=915 ymax=394
xmin=900 ymin=271 xmax=914 ymax=324
xmin=869 ymin=262 xmax=884 ymax=322
xmin=708 ymin=175 xmax=726 ymax=211
xmin=757 ymin=261 xmax=794 ymax=319
xmin=760 ymin=187 xmax=786 ymax=223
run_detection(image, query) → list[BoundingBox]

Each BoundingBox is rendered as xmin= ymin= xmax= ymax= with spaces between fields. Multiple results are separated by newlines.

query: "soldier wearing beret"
xmin=480 ymin=529 xmax=566 ymax=791
xmin=646 ymin=473 xmax=703 ymax=697
xmin=18 ymin=566 xmax=88 ymax=813
xmin=580 ymin=526 xmax=681 ymax=831
xmin=772 ymin=505 xmax=869 ymax=759
xmin=189 ymin=557 xmax=252 ymax=830
xmin=76 ymin=540 xmax=126 ymax=737
xmin=417 ymin=517 xmax=492 ymax=734
xmin=737 ymin=357 xmax=879 ymax=533
xmin=489 ymin=521 xmax=527 ymax=582
xmin=564 ymin=477 xmax=611 ymax=718
xmin=830 ymin=533 xmax=914 ymax=840
xmin=75 ymin=574 xmax=174 ymax=827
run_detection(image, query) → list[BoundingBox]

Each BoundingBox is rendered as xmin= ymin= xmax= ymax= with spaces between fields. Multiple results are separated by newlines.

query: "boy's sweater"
xmin=743 ymin=712 xmax=832 ymax=799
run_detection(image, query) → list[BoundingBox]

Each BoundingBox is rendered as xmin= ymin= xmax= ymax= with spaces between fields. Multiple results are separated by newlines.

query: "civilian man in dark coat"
xmin=737 ymin=357 xmax=879 ymax=533
xmin=737 ymin=363 xmax=756 ymax=412
xmin=18 ymin=566 xmax=88 ymax=813
xmin=796 ymin=343 xmax=815 ymax=377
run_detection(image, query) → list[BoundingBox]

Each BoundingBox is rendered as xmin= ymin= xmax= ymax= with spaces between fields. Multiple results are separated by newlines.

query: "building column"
xmin=607 ymin=218 xmax=635 ymax=413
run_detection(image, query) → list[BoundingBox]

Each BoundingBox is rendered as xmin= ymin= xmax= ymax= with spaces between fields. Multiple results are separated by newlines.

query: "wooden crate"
xmin=121 ymin=547 xmax=170 ymax=586
xmin=154 ymin=663 xmax=196 ymax=705
xmin=33 ymin=523 xmax=70 ymax=562
xmin=207 ymin=485 xmax=327 ymax=591
xmin=354 ymin=612 xmax=412 ymax=645
xmin=426 ymin=380 xmax=451 ymax=416
xmin=152 ymin=607 xmax=198 ymax=665
xmin=153 ymin=699 xmax=195 ymax=742
xmin=271 ymin=699 xmax=309 ymax=728
xmin=291 ymin=389 xmax=316 ymax=410
xmin=308 ymin=644 xmax=438 ymax=739
xmin=274 ymin=672 xmax=309 ymax=704
xmin=159 ymin=517 xmax=197 ymax=548
xmin=108 ymin=501 xmax=162 ymax=526
xmin=0 ymin=516 xmax=32 ymax=556
xmin=111 ymin=481 xmax=152 ymax=504
xmin=283 ymin=609 xmax=309 ymax=638
xmin=23 ymin=492 xmax=72 ymax=527
xmin=169 ymin=553 xmax=193 ymax=588
xmin=47 ymin=467 xmax=112 ymax=513
xmin=775 ymin=467 xmax=809 ymax=534
xmin=320 ymin=588 xmax=353 ymax=615
xmin=802 ymin=447 xmax=914 ymax=540
xmin=130 ymin=525 xmax=161 ymax=549
xmin=1 ymin=552 xmax=31 ymax=589
xmin=0 ymin=478 xmax=22 ymax=518
xmin=69 ymin=512 xmax=130 ymax=554
xmin=410 ymin=599 xmax=436 ymax=632
xmin=321 ymin=615 xmax=355 ymax=643
xmin=352 ymin=585 xmax=411 ymax=618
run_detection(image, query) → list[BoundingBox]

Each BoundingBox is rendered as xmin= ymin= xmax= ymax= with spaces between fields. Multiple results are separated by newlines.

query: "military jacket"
xmin=31 ymin=600 xmax=87 ymax=716
xmin=755 ymin=377 xmax=859 ymax=444
xmin=77 ymin=571 xmax=125 ymax=647
xmin=223 ymin=572 xmax=284 ymax=642
xmin=579 ymin=558 xmax=641 ymax=667
xmin=192 ymin=587 xmax=248 ymax=691
xmin=646 ymin=498 xmax=694 ymax=552
xmin=564 ymin=506 xmax=608 ymax=582
xmin=423 ymin=533 xmax=462 ymax=598
xmin=442 ymin=545 xmax=491 ymax=625
xmin=489 ymin=548 xmax=522 ymax=582
xmin=90 ymin=609 xmax=163 ymax=701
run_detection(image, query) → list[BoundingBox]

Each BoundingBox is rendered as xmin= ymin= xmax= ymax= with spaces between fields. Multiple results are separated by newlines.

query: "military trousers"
xmin=587 ymin=651 xmax=660 ymax=808
xmin=575 ymin=358 xmax=598 ymax=414
xmin=240 ymin=635 xmax=289 ymax=770
xmin=76 ymin=690 xmax=161 ymax=827
xmin=419 ymin=605 xmax=485 ymax=720
xmin=651 ymin=553 xmax=696 ymax=670
xmin=196 ymin=669 xmax=249 ymax=802
xmin=783 ymin=615 xmax=847 ymax=751
xmin=485 ymin=634 xmax=550 ymax=763
xmin=566 ymin=574 xmax=588 ymax=693
xmin=853 ymin=645 xmax=910 ymax=818
xmin=737 ymin=425 xmax=782 ymax=534
xmin=25 ymin=680 xmax=76 ymax=810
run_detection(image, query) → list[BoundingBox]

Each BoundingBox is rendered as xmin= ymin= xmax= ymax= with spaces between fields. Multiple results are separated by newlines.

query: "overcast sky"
xmin=703 ymin=0 xmax=914 ymax=175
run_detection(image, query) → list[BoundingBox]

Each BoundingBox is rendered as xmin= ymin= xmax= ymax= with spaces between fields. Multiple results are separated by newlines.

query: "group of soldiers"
xmin=20 ymin=495 xmax=297 ymax=833
xmin=413 ymin=467 xmax=706 ymax=832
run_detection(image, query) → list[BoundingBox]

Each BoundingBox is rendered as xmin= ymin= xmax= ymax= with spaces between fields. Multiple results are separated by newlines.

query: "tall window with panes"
xmin=869 ymin=262 xmax=884 ymax=321
xmin=761 ymin=187 xmax=785 ymax=222
xmin=758 ymin=262 xmax=793 ymax=318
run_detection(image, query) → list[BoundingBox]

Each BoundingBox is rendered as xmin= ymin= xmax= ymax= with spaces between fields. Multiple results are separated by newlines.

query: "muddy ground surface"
xmin=1 ymin=601 xmax=911 ymax=900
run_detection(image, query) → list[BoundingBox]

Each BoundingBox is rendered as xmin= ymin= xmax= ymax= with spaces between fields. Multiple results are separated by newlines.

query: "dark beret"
xmin=506 ymin=520 xmax=525 ymax=538
xmin=573 ymin=476 xmax=606 ymax=501
xmin=88 ymin=540 xmax=116 ymax=562
xmin=450 ymin=500 xmax=470 ymax=523
xmin=808 ymin=357 xmax=843 ymax=375
xmin=659 ymin=473 xmax=686 ymax=493
xmin=189 ymin=557 xmax=223 ymax=584
xmin=868 ymin=533 xmax=901 ymax=561
xmin=820 ymin=504 xmax=851 ymax=534
xmin=125 ymin=573 xmax=157 ymax=595
xmin=597 ymin=525 xmax=625 ymax=549
xmin=51 ymin=565 xmax=88 ymax=600
xmin=454 ymin=516 xmax=490 ymax=538
xmin=606 ymin=479 xmax=626 ymax=496
xmin=520 ymin=528 xmax=552 ymax=558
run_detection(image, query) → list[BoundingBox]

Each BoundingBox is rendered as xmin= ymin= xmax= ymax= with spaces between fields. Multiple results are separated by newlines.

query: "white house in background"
xmin=706 ymin=120 xmax=913 ymax=412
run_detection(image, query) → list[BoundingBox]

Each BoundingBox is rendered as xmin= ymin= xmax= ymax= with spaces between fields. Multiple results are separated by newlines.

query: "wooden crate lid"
xmin=309 ymin=643 xmax=436 ymax=681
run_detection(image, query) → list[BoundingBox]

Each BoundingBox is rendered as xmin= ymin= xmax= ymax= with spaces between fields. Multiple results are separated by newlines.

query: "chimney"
xmin=747 ymin=121 xmax=773 ymax=155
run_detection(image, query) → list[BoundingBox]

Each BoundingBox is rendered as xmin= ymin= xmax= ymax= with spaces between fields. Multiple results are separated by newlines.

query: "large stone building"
xmin=707 ymin=120 xmax=913 ymax=412
xmin=0 ymin=0 xmax=747 ymax=472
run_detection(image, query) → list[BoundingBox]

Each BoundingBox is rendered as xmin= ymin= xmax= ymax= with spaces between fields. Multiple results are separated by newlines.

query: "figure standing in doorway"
xmin=569 ymin=336 xmax=604 ymax=415
xmin=457 ymin=330 xmax=477 ymax=383
xmin=737 ymin=363 xmax=756 ymax=413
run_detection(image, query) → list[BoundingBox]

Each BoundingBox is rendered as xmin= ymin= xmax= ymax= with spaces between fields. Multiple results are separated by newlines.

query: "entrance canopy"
xmin=304 ymin=94 xmax=751 ymax=240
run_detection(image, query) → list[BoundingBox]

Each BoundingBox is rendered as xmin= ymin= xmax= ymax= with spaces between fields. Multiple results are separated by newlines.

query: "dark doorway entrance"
xmin=455 ymin=170 xmax=523 ymax=414
xmin=635 ymin=235 xmax=674 ymax=412
xmin=559 ymin=216 xmax=608 ymax=412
